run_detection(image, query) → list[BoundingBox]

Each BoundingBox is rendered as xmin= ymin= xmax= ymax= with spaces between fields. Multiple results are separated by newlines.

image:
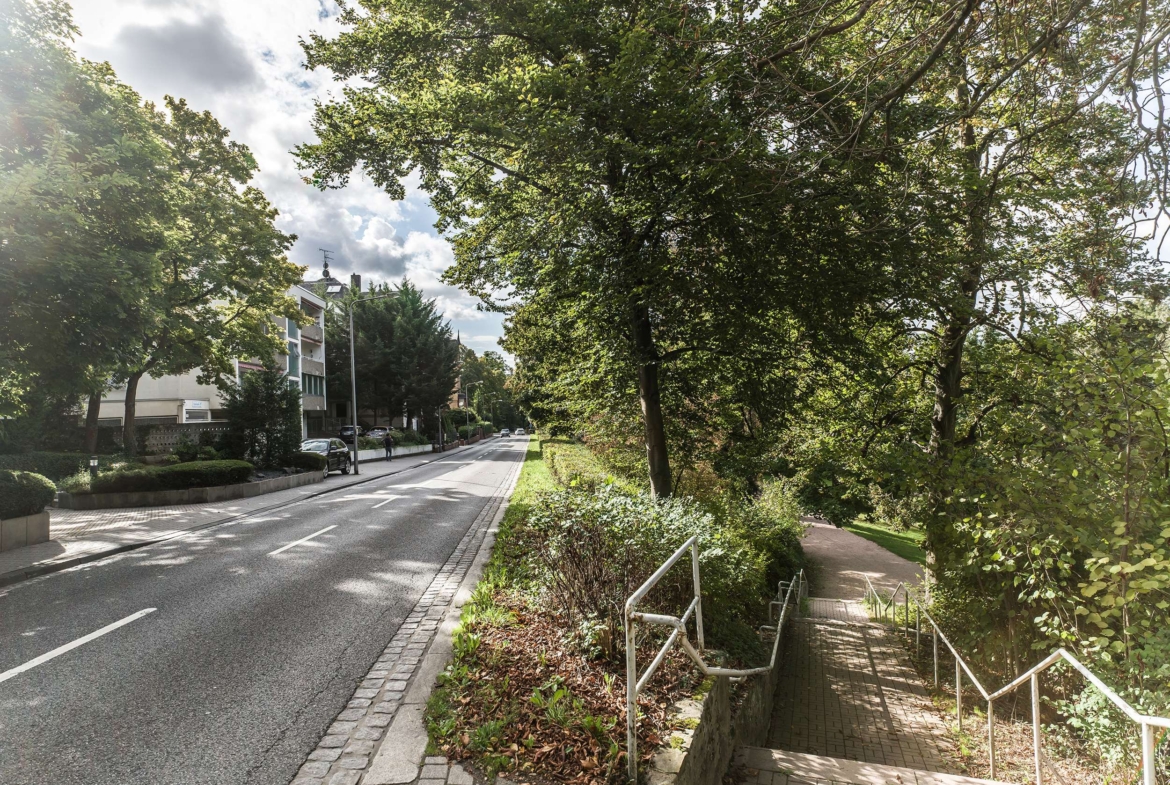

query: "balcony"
xmin=302 ymin=358 xmax=325 ymax=377
xmin=303 ymin=394 xmax=326 ymax=412
xmin=302 ymin=323 xmax=323 ymax=344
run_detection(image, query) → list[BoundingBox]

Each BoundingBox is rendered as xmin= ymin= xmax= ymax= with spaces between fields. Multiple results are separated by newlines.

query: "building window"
xmin=287 ymin=318 xmax=300 ymax=340
xmin=303 ymin=374 xmax=325 ymax=397
xmin=287 ymin=341 xmax=300 ymax=377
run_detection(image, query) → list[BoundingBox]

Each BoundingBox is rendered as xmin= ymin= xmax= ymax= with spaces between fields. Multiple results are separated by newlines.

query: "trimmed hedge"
xmin=88 ymin=460 xmax=254 ymax=494
xmin=0 ymin=470 xmax=56 ymax=519
xmin=289 ymin=452 xmax=328 ymax=471
xmin=0 ymin=452 xmax=126 ymax=482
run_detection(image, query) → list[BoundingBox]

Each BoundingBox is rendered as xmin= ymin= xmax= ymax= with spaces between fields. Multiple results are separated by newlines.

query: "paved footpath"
xmin=0 ymin=444 xmax=486 ymax=586
xmin=765 ymin=523 xmax=959 ymax=775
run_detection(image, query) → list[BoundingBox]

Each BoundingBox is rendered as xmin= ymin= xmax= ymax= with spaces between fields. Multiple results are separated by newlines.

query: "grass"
xmin=844 ymin=519 xmax=928 ymax=565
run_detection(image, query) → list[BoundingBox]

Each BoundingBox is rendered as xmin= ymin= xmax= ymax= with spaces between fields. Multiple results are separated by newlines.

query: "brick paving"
xmin=289 ymin=450 xmax=523 ymax=785
xmin=761 ymin=521 xmax=957 ymax=776
xmin=0 ymin=443 xmax=488 ymax=585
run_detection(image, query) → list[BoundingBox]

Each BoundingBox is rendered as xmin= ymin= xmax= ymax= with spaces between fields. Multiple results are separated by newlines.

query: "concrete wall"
xmin=356 ymin=444 xmax=436 ymax=462
xmin=0 ymin=511 xmax=50 ymax=552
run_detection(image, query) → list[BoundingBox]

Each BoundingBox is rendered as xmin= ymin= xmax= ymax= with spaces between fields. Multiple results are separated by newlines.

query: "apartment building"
xmin=97 ymin=284 xmax=328 ymax=438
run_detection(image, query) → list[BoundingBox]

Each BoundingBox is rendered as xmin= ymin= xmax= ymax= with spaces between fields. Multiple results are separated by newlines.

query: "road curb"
xmin=291 ymin=445 xmax=524 ymax=785
xmin=0 ymin=439 xmax=500 ymax=591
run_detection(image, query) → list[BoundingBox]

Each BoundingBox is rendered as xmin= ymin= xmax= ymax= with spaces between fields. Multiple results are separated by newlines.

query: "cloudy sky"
xmin=69 ymin=0 xmax=508 ymax=357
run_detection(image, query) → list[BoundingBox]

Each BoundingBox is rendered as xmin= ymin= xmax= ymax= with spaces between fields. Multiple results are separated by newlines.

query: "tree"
xmin=321 ymin=279 xmax=459 ymax=434
xmin=0 ymin=0 xmax=167 ymax=429
xmin=116 ymin=97 xmax=304 ymax=455
xmin=297 ymin=0 xmax=908 ymax=497
xmin=219 ymin=368 xmax=303 ymax=468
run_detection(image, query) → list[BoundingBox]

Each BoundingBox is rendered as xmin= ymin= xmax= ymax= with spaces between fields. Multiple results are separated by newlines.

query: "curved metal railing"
xmin=623 ymin=535 xmax=806 ymax=782
xmin=863 ymin=575 xmax=1170 ymax=784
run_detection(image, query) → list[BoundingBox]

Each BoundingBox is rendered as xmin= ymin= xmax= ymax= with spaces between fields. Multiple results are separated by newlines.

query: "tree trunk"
xmin=122 ymin=372 xmax=144 ymax=457
xmin=83 ymin=390 xmax=102 ymax=454
xmin=632 ymin=303 xmax=672 ymax=498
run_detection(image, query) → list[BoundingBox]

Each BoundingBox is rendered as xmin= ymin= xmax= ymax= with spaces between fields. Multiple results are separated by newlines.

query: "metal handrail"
xmin=863 ymin=575 xmax=1169 ymax=784
xmin=624 ymin=535 xmax=805 ymax=782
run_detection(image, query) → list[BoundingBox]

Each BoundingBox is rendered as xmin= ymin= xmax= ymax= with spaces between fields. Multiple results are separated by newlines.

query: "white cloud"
xmin=69 ymin=0 xmax=508 ymax=357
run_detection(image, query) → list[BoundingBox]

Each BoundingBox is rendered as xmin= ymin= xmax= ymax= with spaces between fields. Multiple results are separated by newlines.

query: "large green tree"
xmin=297 ymin=0 xmax=908 ymax=497
xmin=0 ymin=0 xmax=167 ymax=432
xmin=116 ymin=97 xmax=304 ymax=455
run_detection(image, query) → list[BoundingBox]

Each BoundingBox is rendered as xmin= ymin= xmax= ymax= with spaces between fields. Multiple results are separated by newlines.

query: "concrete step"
xmin=737 ymin=748 xmax=1011 ymax=785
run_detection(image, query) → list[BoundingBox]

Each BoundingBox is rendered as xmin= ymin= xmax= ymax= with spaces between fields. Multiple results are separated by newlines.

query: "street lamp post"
xmin=346 ymin=288 xmax=395 ymax=476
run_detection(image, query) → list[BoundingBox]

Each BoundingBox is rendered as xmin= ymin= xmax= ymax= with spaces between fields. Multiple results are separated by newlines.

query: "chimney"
xmin=350 ymin=273 xmax=362 ymax=292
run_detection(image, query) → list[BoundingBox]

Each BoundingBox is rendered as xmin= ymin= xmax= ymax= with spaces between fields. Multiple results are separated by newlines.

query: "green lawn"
xmin=843 ymin=520 xmax=928 ymax=566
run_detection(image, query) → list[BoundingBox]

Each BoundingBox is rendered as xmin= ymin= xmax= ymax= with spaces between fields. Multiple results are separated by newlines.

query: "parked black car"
xmin=301 ymin=438 xmax=352 ymax=475
xmin=339 ymin=425 xmax=364 ymax=444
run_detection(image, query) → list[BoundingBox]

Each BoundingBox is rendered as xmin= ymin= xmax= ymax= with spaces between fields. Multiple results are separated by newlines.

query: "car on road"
xmin=365 ymin=427 xmax=390 ymax=440
xmin=515 ymin=428 xmax=526 ymax=436
xmin=500 ymin=428 xmax=511 ymax=437
xmin=339 ymin=425 xmax=364 ymax=444
xmin=301 ymin=438 xmax=352 ymax=476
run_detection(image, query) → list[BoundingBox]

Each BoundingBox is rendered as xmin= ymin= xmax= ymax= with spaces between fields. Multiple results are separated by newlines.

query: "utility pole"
xmin=345 ymin=280 xmax=395 ymax=475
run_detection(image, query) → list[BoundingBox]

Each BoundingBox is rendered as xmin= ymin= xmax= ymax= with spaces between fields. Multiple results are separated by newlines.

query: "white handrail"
xmin=863 ymin=575 xmax=1169 ymax=784
xmin=624 ymin=535 xmax=805 ymax=782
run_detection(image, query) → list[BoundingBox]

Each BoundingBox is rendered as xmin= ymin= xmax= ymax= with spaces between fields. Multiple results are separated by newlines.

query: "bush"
xmin=543 ymin=438 xmax=638 ymax=493
xmin=0 ymin=470 xmax=56 ymax=519
xmin=88 ymin=460 xmax=254 ymax=494
xmin=288 ymin=452 xmax=328 ymax=471
xmin=0 ymin=452 xmax=127 ymax=481
xmin=395 ymin=428 xmax=429 ymax=446
xmin=358 ymin=436 xmax=383 ymax=450
xmin=521 ymin=489 xmax=780 ymax=661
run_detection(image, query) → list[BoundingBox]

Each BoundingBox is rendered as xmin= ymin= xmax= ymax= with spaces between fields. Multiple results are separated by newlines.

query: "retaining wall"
xmin=647 ymin=621 xmax=790 ymax=785
xmin=0 ymin=511 xmax=50 ymax=552
xmin=355 ymin=444 xmax=435 ymax=462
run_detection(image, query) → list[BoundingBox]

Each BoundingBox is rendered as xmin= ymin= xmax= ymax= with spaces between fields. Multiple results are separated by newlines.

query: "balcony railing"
xmin=302 ymin=323 xmax=323 ymax=344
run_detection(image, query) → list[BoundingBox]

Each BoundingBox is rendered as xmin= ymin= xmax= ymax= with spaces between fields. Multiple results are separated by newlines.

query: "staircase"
xmin=735 ymin=595 xmax=1008 ymax=785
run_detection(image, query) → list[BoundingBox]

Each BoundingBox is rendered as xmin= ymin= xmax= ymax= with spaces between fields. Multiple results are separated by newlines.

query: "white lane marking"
xmin=0 ymin=608 xmax=156 ymax=685
xmin=372 ymin=495 xmax=404 ymax=509
xmin=268 ymin=525 xmax=337 ymax=556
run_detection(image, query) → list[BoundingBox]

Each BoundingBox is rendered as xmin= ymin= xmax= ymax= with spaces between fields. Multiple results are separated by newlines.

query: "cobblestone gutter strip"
xmin=291 ymin=450 xmax=524 ymax=785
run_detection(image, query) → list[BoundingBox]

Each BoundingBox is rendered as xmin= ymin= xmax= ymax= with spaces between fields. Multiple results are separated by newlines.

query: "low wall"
xmin=356 ymin=444 xmax=435 ymax=462
xmin=57 ymin=470 xmax=323 ymax=510
xmin=0 ymin=511 xmax=50 ymax=552
xmin=647 ymin=621 xmax=791 ymax=785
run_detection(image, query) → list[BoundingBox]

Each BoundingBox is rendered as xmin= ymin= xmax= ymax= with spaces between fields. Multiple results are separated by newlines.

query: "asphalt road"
xmin=0 ymin=438 xmax=525 ymax=785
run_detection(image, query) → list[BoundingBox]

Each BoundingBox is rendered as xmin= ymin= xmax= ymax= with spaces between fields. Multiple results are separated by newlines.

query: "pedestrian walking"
xmin=383 ymin=432 xmax=394 ymax=459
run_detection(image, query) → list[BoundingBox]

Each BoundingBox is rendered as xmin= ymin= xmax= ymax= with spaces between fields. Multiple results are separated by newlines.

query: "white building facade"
xmin=98 ymin=285 xmax=328 ymax=438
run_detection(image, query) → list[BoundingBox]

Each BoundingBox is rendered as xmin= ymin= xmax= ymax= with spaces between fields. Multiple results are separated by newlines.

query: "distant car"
xmin=339 ymin=425 xmax=364 ymax=444
xmin=515 ymin=428 xmax=526 ymax=436
xmin=366 ymin=427 xmax=390 ymax=440
xmin=301 ymin=438 xmax=351 ymax=476
xmin=500 ymin=428 xmax=511 ymax=437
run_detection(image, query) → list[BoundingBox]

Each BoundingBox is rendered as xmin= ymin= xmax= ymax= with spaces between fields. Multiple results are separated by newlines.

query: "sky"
xmin=68 ymin=0 xmax=509 ymax=359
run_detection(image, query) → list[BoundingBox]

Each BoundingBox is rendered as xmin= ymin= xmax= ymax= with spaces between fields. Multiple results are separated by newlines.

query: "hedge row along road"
xmin=0 ymin=437 xmax=525 ymax=785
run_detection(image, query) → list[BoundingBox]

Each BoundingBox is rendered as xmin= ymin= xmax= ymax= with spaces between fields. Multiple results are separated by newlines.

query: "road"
xmin=0 ymin=438 xmax=525 ymax=785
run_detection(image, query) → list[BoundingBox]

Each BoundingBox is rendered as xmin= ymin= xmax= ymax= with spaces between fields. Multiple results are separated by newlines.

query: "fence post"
xmin=1142 ymin=722 xmax=1155 ymax=785
xmin=915 ymin=603 xmax=921 ymax=652
xmin=956 ymin=660 xmax=963 ymax=732
xmin=1031 ymin=674 xmax=1042 ymax=785
xmin=988 ymin=699 xmax=996 ymax=779
xmin=904 ymin=591 xmax=910 ymax=638
xmin=933 ymin=629 xmax=939 ymax=686
xmin=691 ymin=540 xmax=705 ymax=650
xmin=626 ymin=611 xmax=638 ymax=783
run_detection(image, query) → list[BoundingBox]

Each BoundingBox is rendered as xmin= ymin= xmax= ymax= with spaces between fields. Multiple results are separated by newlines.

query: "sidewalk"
xmin=803 ymin=521 xmax=925 ymax=598
xmin=0 ymin=440 xmax=494 ymax=587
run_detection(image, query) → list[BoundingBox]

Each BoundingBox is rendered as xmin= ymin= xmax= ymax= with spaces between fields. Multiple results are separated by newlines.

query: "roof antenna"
xmin=319 ymin=249 xmax=334 ymax=279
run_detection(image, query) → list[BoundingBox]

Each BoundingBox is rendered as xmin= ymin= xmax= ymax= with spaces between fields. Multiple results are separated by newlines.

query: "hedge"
xmin=0 ymin=470 xmax=56 ymax=519
xmin=0 ymin=452 xmax=127 ymax=482
xmin=289 ymin=452 xmax=328 ymax=471
xmin=88 ymin=460 xmax=254 ymax=494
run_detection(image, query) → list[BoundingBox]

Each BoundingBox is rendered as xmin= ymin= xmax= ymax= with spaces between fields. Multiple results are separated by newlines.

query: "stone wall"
xmin=647 ymin=622 xmax=790 ymax=785
xmin=57 ymin=470 xmax=322 ymax=510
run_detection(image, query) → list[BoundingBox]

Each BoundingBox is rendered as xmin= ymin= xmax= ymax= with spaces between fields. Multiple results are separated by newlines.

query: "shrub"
xmin=543 ymin=438 xmax=638 ymax=493
xmin=358 ymin=436 xmax=383 ymax=450
xmin=0 ymin=452 xmax=126 ymax=481
xmin=88 ymin=460 xmax=254 ymax=494
xmin=288 ymin=452 xmax=328 ymax=471
xmin=174 ymin=433 xmax=199 ymax=463
xmin=0 ymin=470 xmax=56 ymax=519
xmin=395 ymin=428 xmax=429 ymax=446
xmin=521 ymin=489 xmax=777 ymax=660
